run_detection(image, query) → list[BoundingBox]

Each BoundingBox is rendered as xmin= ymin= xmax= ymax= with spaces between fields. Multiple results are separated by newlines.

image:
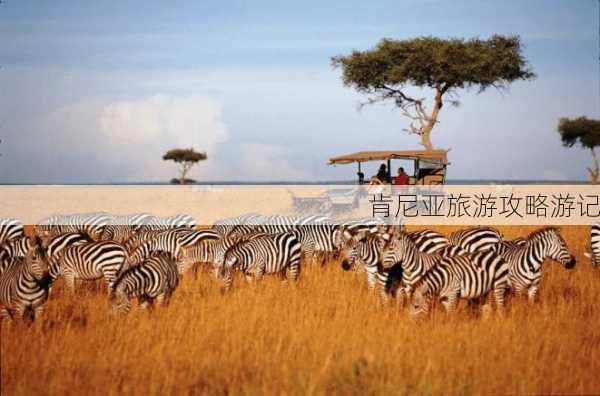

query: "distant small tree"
xmin=557 ymin=117 xmax=600 ymax=184
xmin=332 ymin=35 xmax=536 ymax=150
xmin=162 ymin=148 xmax=207 ymax=185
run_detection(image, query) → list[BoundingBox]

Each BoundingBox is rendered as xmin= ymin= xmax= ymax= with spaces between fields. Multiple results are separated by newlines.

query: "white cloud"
xmin=239 ymin=143 xmax=312 ymax=181
xmin=98 ymin=94 xmax=228 ymax=180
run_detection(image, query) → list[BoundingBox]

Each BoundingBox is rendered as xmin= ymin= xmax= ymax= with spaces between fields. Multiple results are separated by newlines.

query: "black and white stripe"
xmin=126 ymin=229 xmax=189 ymax=268
xmin=0 ymin=242 xmax=50 ymax=321
xmin=448 ymin=226 xmax=503 ymax=253
xmin=499 ymin=227 xmax=575 ymax=303
xmin=219 ymin=232 xmax=302 ymax=290
xmin=0 ymin=217 xmax=24 ymax=244
xmin=586 ymin=222 xmax=600 ymax=267
xmin=51 ymin=241 xmax=128 ymax=292
xmin=111 ymin=252 xmax=180 ymax=315
xmin=36 ymin=212 xmax=112 ymax=241
xmin=410 ymin=249 xmax=510 ymax=318
xmin=380 ymin=232 xmax=468 ymax=304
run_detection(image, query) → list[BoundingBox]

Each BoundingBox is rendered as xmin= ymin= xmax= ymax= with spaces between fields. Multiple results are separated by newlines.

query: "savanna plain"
xmin=1 ymin=225 xmax=599 ymax=395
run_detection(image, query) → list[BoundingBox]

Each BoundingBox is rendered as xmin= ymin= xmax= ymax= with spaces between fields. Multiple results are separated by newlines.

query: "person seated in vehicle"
xmin=393 ymin=167 xmax=410 ymax=185
xmin=371 ymin=163 xmax=390 ymax=184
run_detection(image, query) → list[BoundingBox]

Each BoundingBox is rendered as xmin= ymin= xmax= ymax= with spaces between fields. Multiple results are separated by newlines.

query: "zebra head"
xmin=381 ymin=232 xmax=413 ymax=270
xmin=335 ymin=229 xmax=368 ymax=271
xmin=26 ymin=238 xmax=50 ymax=283
xmin=540 ymin=228 xmax=576 ymax=269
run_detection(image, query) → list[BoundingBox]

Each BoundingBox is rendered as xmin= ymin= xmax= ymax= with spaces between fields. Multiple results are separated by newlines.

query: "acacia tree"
xmin=162 ymin=148 xmax=207 ymax=185
xmin=332 ymin=35 xmax=535 ymax=150
xmin=557 ymin=117 xmax=600 ymax=184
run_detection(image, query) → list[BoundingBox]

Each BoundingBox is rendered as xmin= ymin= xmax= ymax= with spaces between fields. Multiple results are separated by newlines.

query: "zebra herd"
xmin=0 ymin=212 xmax=595 ymax=321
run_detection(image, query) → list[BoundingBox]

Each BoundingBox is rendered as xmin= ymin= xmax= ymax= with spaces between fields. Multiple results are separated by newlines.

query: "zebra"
xmin=50 ymin=241 xmax=128 ymax=292
xmin=336 ymin=228 xmax=459 ymax=298
xmin=138 ymin=213 xmax=196 ymax=232
xmin=448 ymin=226 xmax=503 ymax=253
xmin=495 ymin=237 xmax=527 ymax=255
xmin=406 ymin=229 xmax=450 ymax=254
xmin=101 ymin=213 xmax=156 ymax=243
xmin=0 ymin=240 xmax=50 ymax=321
xmin=380 ymin=232 xmax=468 ymax=305
xmin=111 ymin=252 xmax=179 ymax=315
xmin=126 ymin=229 xmax=188 ymax=268
xmin=409 ymin=249 xmax=510 ymax=318
xmin=337 ymin=231 xmax=383 ymax=290
xmin=498 ymin=227 xmax=575 ymax=303
xmin=218 ymin=232 xmax=302 ymax=290
xmin=0 ymin=217 xmax=24 ymax=244
xmin=36 ymin=212 xmax=112 ymax=241
xmin=1 ymin=236 xmax=33 ymax=259
xmin=179 ymin=229 xmax=268 ymax=275
xmin=46 ymin=232 xmax=93 ymax=260
xmin=212 ymin=213 xmax=263 ymax=236
xmin=45 ymin=232 xmax=93 ymax=294
xmin=177 ymin=229 xmax=220 ymax=248
xmin=584 ymin=222 xmax=600 ymax=267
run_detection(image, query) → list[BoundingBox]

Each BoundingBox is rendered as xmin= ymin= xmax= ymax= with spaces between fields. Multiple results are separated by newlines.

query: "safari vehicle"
xmin=328 ymin=149 xmax=449 ymax=185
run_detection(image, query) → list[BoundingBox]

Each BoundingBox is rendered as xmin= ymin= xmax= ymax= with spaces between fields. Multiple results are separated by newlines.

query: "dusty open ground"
xmin=1 ymin=225 xmax=599 ymax=395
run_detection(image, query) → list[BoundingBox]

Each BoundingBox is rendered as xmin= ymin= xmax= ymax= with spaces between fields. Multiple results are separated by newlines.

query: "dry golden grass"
xmin=2 ymin=225 xmax=599 ymax=395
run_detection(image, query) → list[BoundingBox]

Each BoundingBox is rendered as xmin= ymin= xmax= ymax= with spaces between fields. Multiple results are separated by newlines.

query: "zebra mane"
xmin=527 ymin=226 xmax=560 ymax=241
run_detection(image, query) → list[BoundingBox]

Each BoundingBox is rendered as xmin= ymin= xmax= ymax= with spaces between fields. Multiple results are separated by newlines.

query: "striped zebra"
xmin=50 ymin=241 xmax=128 ymax=292
xmin=0 ymin=217 xmax=24 ymax=244
xmin=380 ymin=232 xmax=468 ymax=305
xmin=126 ymin=229 xmax=190 ymax=268
xmin=1 ymin=236 xmax=33 ymax=259
xmin=138 ymin=213 xmax=196 ymax=232
xmin=0 ymin=241 xmax=50 ymax=321
xmin=219 ymin=232 xmax=302 ymax=290
xmin=337 ymin=231 xmax=383 ymax=289
xmin=495 ymin=237 xmax=527 ymax=255
xmin=448 ymin=226 xmax=503 ymax=253
xmin=409 ymin=249 xmax=510 ymax=318
xmin=212 ymin=213 xmax=262 ymax=236
xmin=45 ymin=232 xmax=93 ymax=294
xmin=585 ymin=222 xmax=600 ymax=267
xmin=111 ymin=252 xmax=179 ymax=315
xmin=499 ymin=227 xmax=575 ymax=303
xmin=407 ymin=229 xmax=450 ymax=254
xmin=101 ymin=213 xmax=156 ymax=243
xmin=336 ymin=228 xmax=458 ymax=297
xmin=179 ymin=230 xmax=268 ymax=275
xmin=36 ymin=212 xmax=112 ymax=241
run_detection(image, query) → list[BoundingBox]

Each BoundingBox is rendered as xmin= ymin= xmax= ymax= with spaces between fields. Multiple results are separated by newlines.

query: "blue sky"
xmin=0 ymin=0 xmax=598 ymax=182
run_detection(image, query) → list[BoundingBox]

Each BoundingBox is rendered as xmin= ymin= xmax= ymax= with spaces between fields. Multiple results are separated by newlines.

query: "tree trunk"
xmin=588 ymin=148 xmax=599 ymax=184
xmin=179 ymin=163 xmax=191 ymax=185
xmin=419 ymin=88 xmax=443 ymax=151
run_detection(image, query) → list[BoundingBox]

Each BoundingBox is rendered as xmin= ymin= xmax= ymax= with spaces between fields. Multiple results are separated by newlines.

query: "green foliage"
xmin=162 ymin=148 xmax=207 ymax=184
xmin=557 ymin=117 xmax=600 ymax=149
xmin=162 ymin=148 xmax=207 ymax=164
xmin=331 ymin=35 xmax=535 ymax=97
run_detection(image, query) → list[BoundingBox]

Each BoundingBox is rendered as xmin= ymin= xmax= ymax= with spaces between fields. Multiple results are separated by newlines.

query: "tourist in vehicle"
xmin=374 ymin=164 xmax=389 ymax=183
xmin=393 ymin=167 xmax=410 ymax=185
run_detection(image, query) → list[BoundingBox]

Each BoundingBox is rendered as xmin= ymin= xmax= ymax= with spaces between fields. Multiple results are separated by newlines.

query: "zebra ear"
xmin=342 ymin=230 xmax=353 ymax=241
xmin=352 ymin=229 xmax=369 ymax=242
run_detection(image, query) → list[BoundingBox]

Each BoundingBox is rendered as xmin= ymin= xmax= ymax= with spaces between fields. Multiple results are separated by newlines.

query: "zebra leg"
xmin=440 ymin=289 xmax=458 ymax=315
xmin=63 ymin=271 xmax=76 ymax=293
xmin=32 ymin=305 xmax=45 ymax=321
xmin=480 ymin=293 xmax=493 ymax=319
xmin=289 ymin=261 xmax=300 ymax=282
xmin=0 ymin=307 xmax=13 ymax=322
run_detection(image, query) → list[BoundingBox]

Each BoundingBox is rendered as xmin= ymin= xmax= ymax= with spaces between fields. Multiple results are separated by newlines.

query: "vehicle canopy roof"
xmin=328 ymin=149 xmax=448 ymax=166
